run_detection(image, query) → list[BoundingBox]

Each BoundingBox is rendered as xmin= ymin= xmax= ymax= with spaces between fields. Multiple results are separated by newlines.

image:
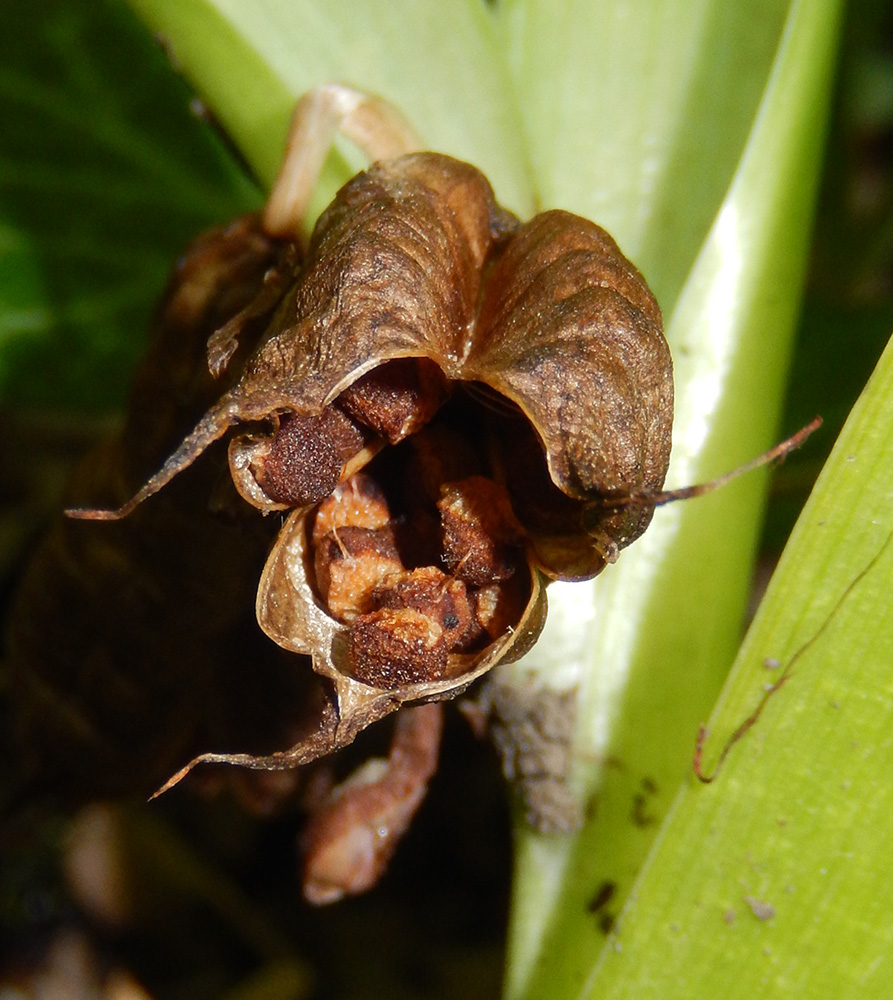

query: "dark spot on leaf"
xmin=587 ymin=879 xmax=617 ymax=914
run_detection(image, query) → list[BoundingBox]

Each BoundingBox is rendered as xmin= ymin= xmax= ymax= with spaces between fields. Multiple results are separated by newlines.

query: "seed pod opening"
xmin=256 ymin=396 xmax=548 ymax=729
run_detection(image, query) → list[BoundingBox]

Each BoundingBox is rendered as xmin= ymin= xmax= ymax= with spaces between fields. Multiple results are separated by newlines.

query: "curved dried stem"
xmin=263 ymin=83 xmax=424 ymax=238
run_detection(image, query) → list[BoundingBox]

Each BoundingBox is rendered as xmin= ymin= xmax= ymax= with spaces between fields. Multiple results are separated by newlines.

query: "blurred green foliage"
xmin=0 ymin=0 xmax=258 ymax=413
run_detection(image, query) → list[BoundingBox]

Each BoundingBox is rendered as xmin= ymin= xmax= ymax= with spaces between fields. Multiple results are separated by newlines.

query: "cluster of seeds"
xmin=252 ymin=358 xmax=532 ymax=690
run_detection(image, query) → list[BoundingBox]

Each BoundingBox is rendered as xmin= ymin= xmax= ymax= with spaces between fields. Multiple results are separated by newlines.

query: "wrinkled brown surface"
xmin=100 ymin=152 xmax=672 ymax=582
xmin=468 ymin=210 xmax=673 ymax=577
xmin=220 ymin=154 xmax=518 ymax=422
xmin=240 ymin=503 xmax=546 ymax=783
xmin=224 ymin=160 xmax=672 ymax=580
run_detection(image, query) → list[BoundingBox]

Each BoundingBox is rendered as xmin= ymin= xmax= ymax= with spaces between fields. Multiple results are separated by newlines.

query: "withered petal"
xmin=464 ymin=210 xmax=673 ymax=577
xmin=223 ymin=153 xmax=519 ymax=418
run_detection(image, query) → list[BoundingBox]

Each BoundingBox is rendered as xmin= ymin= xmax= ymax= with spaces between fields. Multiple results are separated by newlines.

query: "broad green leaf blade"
xmin=503 ymin=2 xmax=843 ymax=997
xmin=124 ymin=0 xmax=535 ymax=218
xmin=498 ymin=0 xmax=790 ymax=313
xmin=0 ymin=0 xmax=257 ymax=412
xmin=588 ymin=331 xmax=893 ymax=998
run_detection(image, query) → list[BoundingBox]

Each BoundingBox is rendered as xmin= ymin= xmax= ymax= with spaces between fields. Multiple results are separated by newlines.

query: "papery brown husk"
xmin=159 ymin=154 xmax=671 ymax=777
xmin=100 ymin=152 xmax=671 ymax=580
xmin=466 ymin=209 xmax=673 ymax=578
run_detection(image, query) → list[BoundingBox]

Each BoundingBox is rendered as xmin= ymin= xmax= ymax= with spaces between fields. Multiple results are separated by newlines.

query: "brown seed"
xmin=403 ymin=420 xmax=485 ymax=507
xmin=438 ymin=476 xmax=524 ymax=586
xmin=347 ymin=607 xmax=448 ymax=688
xmin=371 ymin=566 xmax=479 ymax=650
xmin=259 ymin=408 xmax=365 ymax=508
xmin=336 ymin=357 xmax=449 ymax=443
xmin=313 ymin=526 xmax=404 ymax=620
xmin=311 ymin=473 xmax=391 ymax=546
xmin=474 ymin=576 xmax=530 ymax=640
xmin=56 ymin=124 xmax=666 ymax=831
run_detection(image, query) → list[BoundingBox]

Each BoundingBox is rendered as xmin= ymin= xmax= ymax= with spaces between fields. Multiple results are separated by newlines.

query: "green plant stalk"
xmin=503 ymin=2 xmax=844 ymax=996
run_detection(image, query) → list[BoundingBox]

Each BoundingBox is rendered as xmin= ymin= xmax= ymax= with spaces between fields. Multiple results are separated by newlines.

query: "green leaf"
xmin=499 ymin=0 xmax=791 ymax=312
xmin=588 ymin=329 xmax=893 ymax=998
xmin=0 ymin=0 xmax=258 ymax=412
xmin=123 ymin=0 xmax=536 ymax=218
xmin=502 ymin=2 xmax=844 ymax=997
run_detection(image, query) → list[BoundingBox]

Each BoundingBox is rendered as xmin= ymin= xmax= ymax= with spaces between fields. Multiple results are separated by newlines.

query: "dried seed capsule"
xmin=311 ymin=473 xmax=391 ymax=545
xmin=58 ymin=127 xmax=657 ymax=807
xmin=259 ymin=408 xmax=366 ymax=507
xmin=371 ymin=565 xmax=479 ymax=651
xmin=438 ymin=476 xmax=524 ymax=586
xmin=347 ymin=607 xmax=448 ymax=688
xmin=336 ymin=357 xmax=449 ymax=443
xmin=24 ymin=86 xmax=685 ymax=904
xmin=313 ymin=525 xmax=404 ymax=620
xmin=71 ymin=150 xmax=671 ymax=584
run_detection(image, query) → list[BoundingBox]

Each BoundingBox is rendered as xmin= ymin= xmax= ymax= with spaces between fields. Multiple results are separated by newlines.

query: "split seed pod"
xmin=72 ymin=151 xmax=673 ymax=782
